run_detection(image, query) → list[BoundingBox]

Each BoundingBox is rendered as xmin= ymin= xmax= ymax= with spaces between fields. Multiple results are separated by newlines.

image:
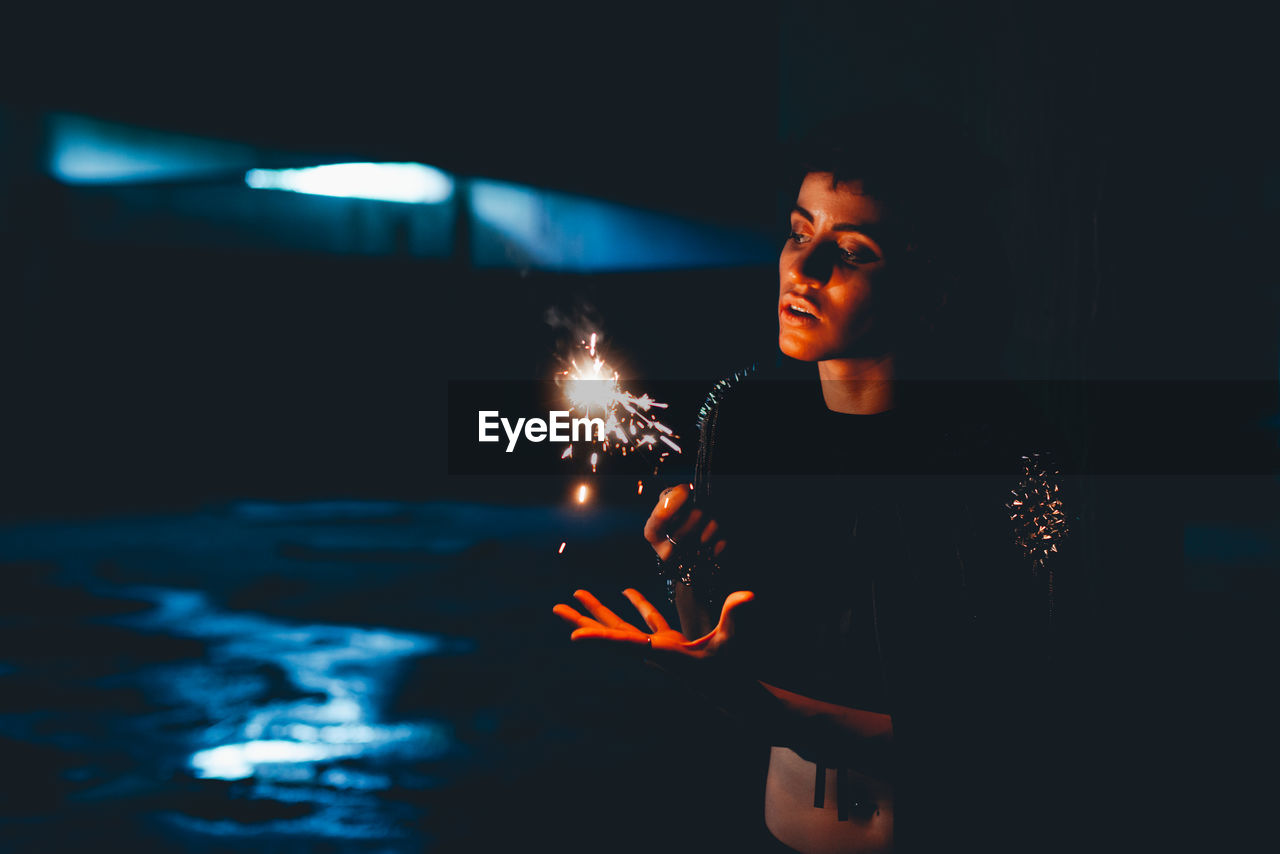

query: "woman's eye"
xmin=840 ymin=246 xmax=880 ymax=265
xmin=788 ymin=231 xmax=811 ymax=245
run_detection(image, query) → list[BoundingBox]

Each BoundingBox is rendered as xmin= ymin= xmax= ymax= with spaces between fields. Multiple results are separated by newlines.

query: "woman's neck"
xmin=817 ymin=356 xmax=896 ymax=414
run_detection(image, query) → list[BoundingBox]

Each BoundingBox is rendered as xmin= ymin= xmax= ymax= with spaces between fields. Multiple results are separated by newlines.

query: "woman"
xmin=554 ymin=110 xmax=1061 ymax=854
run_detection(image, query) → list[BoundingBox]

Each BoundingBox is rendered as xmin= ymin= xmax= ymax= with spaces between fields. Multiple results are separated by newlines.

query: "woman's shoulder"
xmin=913 ymin=382 xmax=1076 ymax=473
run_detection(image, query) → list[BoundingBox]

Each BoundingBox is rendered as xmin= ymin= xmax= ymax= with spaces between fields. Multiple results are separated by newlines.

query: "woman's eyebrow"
xmin=834 ymin=223 xmax=884 ymax=244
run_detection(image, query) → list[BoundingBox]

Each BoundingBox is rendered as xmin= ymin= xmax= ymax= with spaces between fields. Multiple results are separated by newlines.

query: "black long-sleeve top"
xmin=688 ymin=356 xmax=1066 ymax=853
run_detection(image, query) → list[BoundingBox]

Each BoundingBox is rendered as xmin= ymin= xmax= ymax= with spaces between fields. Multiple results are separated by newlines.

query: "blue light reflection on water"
xmin=113 ymin=585 xmax=455 ymax=841
xmin=0 ymin=501 xmax=641 ymax=851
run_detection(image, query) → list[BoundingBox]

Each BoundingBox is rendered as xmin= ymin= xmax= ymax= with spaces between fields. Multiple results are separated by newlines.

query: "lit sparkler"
xmin=554 ymin=329 xmax=679 ymax=555
xmin=556 ymin=332 xmax=681 ymax=472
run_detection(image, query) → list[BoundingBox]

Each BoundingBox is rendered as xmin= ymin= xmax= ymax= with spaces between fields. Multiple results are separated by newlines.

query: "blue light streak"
xmin=245 ymin=163 xmax=455 ymax=204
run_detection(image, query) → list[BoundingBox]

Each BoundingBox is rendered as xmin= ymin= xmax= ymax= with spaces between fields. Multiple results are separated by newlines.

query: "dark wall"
xmin=780 ymin=0 xmax=1275 ymax=381
xmin=2 ymin=2 xmax=1275 ymax=519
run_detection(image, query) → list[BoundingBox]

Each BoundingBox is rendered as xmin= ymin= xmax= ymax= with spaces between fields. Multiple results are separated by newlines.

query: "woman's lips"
xmin=780 ymin=300 xmax=820 ymax=326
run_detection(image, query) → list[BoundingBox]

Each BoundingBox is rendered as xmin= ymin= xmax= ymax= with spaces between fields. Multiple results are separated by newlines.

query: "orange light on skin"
xmin=558 ymin=542 xmax=566 ymax=554
xmin=576 ymin=484 xmax=589 ymax=504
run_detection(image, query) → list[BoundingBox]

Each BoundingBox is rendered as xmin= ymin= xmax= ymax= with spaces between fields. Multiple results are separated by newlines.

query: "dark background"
xmin=3 ymin=2 xmax=1276 ymax=512
xmin=1 ymin=2 xmax=1275 ymax=851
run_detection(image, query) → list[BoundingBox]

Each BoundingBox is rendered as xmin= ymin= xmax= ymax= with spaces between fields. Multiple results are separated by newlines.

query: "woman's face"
xmin=778 ymin=173 xmax=893 ymax=362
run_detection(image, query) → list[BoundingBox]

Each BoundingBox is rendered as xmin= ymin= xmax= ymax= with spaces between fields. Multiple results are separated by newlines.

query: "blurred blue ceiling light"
xmin=245 ymin=162 xmax=454 ymax=204
xmin=48 ymin=113 xmax=258 ymax=184
xmin=468 ymin=178 xmax=777 ymax=272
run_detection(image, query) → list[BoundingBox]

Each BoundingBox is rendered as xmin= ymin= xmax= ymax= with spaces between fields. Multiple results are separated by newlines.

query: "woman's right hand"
xmin=643 ymin=484 xmax=728 ymax=561
xmin=553 ymin=587 xmax=756 ymax=665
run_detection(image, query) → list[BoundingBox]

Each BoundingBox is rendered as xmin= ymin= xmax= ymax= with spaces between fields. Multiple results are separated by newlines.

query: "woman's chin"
xmin=778 ymin=333 xmax=824 ymax=362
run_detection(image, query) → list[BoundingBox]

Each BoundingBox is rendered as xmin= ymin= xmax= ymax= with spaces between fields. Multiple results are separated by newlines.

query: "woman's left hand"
xmin=552 ymin=587 xmax=755 ymax=665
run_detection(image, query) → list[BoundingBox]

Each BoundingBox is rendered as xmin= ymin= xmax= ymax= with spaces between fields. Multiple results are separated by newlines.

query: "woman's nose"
xmin=787 ymin=243 xmax=835 ymax=287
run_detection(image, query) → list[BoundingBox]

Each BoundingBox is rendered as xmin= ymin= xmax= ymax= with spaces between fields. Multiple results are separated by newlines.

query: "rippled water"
xmin=0 ymin=499 xmax=770 ymax=852
xmin=119 ymin=585 xmax=452 ymax=842
xmin=0 ymin=500 xmax=663 ymax=852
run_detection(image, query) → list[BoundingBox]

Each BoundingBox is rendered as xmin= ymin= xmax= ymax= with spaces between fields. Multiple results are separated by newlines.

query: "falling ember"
xmin=576 ymin=484 xmax=589 ymax=503
xmin=558 ymin=542 xmax=566 ymax=554
xmin=561 ymin=447 xmax=573 ymax=459
xmin=637 ymin=480 xmax=644 ymax=495
xmin=590 ymin=452 xmax=598 ymax=472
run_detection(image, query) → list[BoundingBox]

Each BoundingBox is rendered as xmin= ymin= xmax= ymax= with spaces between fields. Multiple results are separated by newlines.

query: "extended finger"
xmin=654 ymin=484 xmax=693 ymax=516
xmin=621 ymin=588 xmax=671 ymax=633
xmin=699 ymin=519 xmax=720 ymax=544
xmin=643 ymin=485 xmax=694 ymax=544
xmin=570 ymin=626 xmax=649 ymax=646
xmin=552 ymin=603 xmax=600 ymax=629
xmin=572 ymin=589 xmax=636 ymax=630
xmin=669 ymin=508 xmax=705 ymax=544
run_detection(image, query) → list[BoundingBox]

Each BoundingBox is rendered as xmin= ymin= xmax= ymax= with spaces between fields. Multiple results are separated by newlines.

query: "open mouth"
xmin=781 ymin=301 xmax=820 ymax=324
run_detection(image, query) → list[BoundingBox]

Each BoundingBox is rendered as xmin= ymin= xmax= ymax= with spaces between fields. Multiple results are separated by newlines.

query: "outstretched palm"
xmin=553 ymin=587 xmax=755 ymax=662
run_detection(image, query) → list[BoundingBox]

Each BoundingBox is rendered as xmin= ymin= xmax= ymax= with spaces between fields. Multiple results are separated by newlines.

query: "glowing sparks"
xmin=1007 ymin=454 xmax=1069 ymax=569
xmin=551 ymin=327 xmax=678 ymax=560
xmin=556 ymin=332 xmax=681 ymax=470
